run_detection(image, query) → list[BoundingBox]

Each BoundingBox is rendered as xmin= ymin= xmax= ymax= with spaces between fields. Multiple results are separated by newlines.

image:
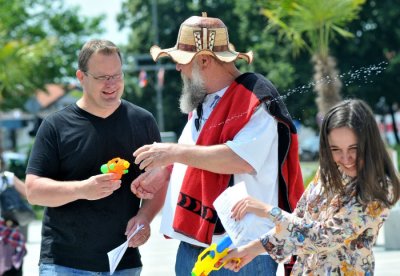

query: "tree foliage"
xmin=260 ymin=0 xmax=366 ymax=120
xmin=334 ymin=0 xmax=400 ymax=109
xmin=260 ymin=0 xmax=365 ymax=57
xmin=0 ymin=0 xmax=103 ymax=110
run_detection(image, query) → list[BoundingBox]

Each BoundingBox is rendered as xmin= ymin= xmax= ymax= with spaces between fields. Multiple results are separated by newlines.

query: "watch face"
xmin=271 ymin=207 xmax=281 ymax=217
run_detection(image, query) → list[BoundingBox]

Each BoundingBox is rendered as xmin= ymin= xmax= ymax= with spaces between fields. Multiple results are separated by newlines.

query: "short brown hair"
xmin=78 ymin=39 xmax=122 ymax=72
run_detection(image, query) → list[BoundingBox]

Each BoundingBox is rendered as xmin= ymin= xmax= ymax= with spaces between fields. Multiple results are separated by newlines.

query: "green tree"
xmin=260 ymin=0 xmax=366 ymax=119
xmin=0 ymin=39 xmax=50 ymax=106
xmin=0 ymin=1 xmax=52 ymax=107
xmin=334 ymin=0 xmax=400 ymax=108
xmin=0 ymin=0 xmax=103 ymax=110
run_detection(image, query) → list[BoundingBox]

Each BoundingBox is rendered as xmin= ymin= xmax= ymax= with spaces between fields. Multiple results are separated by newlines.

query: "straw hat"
xmin=150 ymin=12 xmax=253 ymax=65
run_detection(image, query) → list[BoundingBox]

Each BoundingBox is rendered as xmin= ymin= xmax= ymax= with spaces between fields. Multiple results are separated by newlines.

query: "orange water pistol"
xmin=100 ymin=157 xmax=130 ymax=179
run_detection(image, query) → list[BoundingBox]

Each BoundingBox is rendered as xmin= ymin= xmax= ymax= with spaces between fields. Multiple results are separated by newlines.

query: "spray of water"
xmin=280 ymin=61 xmax=388 ymax=101
xmin=200 ymin=61 xmax=388 ymax=132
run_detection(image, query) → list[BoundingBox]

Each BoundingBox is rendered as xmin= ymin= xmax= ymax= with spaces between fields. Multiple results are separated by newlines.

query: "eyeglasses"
xmin=84 ymin=71 xmax=124 ymax=82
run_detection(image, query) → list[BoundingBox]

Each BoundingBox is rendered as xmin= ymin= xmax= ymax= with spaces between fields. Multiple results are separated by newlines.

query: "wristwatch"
xmin=270 ymin=206 xmax=282 ymax=219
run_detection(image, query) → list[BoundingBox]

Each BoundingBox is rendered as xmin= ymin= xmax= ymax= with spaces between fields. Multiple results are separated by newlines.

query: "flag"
xmin=139 ymin=70 xmax=148 ymax=88
xmin=157 ymin=67 xmax=165 ymax=88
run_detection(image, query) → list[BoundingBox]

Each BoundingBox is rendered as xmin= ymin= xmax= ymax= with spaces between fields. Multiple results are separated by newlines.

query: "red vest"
xmin=173 ymin=73 xmax=304 ymax=244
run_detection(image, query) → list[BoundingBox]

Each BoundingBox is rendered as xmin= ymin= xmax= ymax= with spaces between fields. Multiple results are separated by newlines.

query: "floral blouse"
xmin=261 ymin=170 xmax=391 ymax=276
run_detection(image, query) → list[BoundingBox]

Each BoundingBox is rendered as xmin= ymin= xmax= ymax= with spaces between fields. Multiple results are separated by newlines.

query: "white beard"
xmin=179 ymin=63 xmax=207 ymax=114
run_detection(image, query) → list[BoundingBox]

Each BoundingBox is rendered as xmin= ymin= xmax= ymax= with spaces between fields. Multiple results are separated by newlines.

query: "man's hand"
xmin=125 ymin=213 xmax=151 ymax=248
xmin=133 ymin=142 xmax=176 ymax=171
xmin=131 ymin=167 xmax=171 ymax=199
xmin=79 ymin=174 xmax=121 ymax=200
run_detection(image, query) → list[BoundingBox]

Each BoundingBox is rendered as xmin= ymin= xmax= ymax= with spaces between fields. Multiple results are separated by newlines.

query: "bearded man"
xmin=131 ymin=13 xmax=304 ymax=276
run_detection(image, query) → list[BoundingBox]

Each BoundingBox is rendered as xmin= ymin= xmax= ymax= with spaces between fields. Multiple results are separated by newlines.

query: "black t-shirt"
xmin=26 ymin=100 xmax=161 ymax=272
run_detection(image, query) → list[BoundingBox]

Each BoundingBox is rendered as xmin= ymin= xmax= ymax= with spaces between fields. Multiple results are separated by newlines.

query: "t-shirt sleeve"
xmin=26 ymin=118 xmax=59 ymax=178
xmin=225 ymin=106 xmax=278 ymax=174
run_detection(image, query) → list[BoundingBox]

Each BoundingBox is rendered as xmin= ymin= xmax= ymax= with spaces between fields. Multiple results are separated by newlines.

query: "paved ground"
xmin=23 ymin=215 xmax=400 ymax=275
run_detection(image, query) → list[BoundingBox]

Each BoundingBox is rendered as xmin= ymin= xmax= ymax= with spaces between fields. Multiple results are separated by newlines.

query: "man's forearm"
xmin=26 ymin=174 xmax=83 ymax=207
xmin=174 ymin=144 xmax=254 ymax=174
xmin=134 ymin=142 xmax=254 ymax=174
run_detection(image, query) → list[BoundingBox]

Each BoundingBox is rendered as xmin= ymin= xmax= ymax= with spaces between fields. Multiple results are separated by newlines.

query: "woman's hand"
xmin=221 ymin=240 xmax=266 ymax=272
xmin=231 ymin=196 xmax=272 ymax=220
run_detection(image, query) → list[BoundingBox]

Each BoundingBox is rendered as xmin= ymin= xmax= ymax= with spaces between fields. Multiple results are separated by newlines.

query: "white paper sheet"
xmin=213 ymin=181 xmax=258 ymax=247
xmin=107 ymin=224 xmax=144 ymax=275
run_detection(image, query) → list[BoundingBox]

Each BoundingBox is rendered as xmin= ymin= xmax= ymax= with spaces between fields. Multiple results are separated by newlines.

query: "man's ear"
xmin=199 ymin=55 xmax=212 ymax=68
xmin=76 ymin=70 xmax=84 ymax=81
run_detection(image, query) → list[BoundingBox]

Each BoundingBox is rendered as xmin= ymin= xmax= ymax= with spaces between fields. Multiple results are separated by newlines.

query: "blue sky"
xmin=64 ymin=0 xmax=129 ymax=45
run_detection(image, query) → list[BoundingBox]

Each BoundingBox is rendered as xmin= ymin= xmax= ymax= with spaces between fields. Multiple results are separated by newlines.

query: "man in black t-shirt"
xmin=25 ymin=39 xmax=169 ymax=275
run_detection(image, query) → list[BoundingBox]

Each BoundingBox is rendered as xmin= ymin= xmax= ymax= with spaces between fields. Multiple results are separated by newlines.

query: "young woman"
xmin=222 ymin=99 xmax=400 ymax=275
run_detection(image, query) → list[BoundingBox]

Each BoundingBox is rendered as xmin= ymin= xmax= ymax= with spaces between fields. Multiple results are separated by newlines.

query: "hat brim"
xmin=150 ymin=45 xmax=253 ymax=65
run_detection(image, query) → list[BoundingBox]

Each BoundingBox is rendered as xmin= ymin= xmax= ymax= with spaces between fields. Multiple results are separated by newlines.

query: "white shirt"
xmin=160 ymin=87 xmax=279 ymax=247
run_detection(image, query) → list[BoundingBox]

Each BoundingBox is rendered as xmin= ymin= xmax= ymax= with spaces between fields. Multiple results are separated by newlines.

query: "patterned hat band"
xmin=150 ymin=13 xmax=253 ymax=65
xmin=176 ymin=26 xmax=230 ymax=52
xmin=177 ymin=43 xmax=230 ymax=53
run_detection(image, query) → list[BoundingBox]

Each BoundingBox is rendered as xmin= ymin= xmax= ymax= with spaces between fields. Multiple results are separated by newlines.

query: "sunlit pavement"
xmin=23 ymin=214 xmax=400 ymax=276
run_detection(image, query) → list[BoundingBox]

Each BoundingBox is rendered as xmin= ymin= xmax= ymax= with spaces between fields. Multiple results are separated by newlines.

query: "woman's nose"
xmin=176 ymin=63 xmax=182 ymax=71
xmin=341 ymin=152 xmax=352 ymax=164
